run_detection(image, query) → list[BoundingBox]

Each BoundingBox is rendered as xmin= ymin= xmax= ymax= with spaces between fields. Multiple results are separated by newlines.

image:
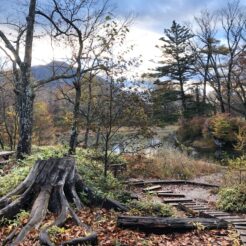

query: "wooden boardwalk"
xmin=162 ymin=195 xmax=246 ymax=245
xmin=141 ymin=184 xmax=246 ymax=245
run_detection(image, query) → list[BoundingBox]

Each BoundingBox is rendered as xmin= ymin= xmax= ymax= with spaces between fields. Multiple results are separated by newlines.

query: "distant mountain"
xmin=31 ymin=61 xmax=76 ymax=88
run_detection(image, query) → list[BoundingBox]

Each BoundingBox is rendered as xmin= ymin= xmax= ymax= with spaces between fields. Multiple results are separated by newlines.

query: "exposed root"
xmin=12 ymin=188 xmax=51 ymax=245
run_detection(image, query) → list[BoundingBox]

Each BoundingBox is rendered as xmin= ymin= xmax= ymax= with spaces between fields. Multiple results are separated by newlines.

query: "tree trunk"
xmin=104 ymin=134 xmax=109 ymax=177
xmin=180 ymin=80 xmax=186 ymax=114
xmin=16 ymin=85 xmax=34 ymax=159
xmin=84 ymin=78 xmax=93 ymax=148
xmin=84 ymin=125 xmax=90 ymax=148
xmin=69 ymin=84 xmax=81 ymax=154
xmin=117 ymin=216 xmax=228 ymax=233
xmin=0 ymin=156 xmax=127 ymax=245
xmin=16 ymin=0 xmax=36 ymax=159
xmin=94 ymin=127 xmax=101 ymax=148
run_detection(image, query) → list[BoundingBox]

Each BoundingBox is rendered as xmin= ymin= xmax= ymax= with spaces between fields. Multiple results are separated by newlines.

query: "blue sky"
xmin=111 ymin=0 xmax=226 ymax=32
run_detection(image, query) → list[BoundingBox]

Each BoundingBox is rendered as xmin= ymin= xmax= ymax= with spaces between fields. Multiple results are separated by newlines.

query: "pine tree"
xmin=154 ymin=20 xmax=196 ymax=115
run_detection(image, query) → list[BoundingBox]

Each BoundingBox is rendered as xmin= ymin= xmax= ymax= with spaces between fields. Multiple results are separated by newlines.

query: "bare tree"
xmin=220 ymin=0 xmax=246 ymax=112
xmin=194 ymin=1 xmax=246 ymax=114
xmin=0 ymin=0 xmax=79 ymax=158
xmin=39 ymin=0 xmax=132 ymax=154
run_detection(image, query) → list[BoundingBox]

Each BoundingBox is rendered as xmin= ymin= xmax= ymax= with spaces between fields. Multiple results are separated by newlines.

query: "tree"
xmin=194 ymin=1 xmax=246 ymax=115
xmin=41 ymin=0 xmax=133 ymax=154
xmin=0 ymin=81 xmax=18 ymax=150
xmin=0 ymin=0 xmax=78 ymax=158
xmin=152 ymin=20 xmax=196 ymax=115
xmin=33 ymin=101 xmax=55 ymax=146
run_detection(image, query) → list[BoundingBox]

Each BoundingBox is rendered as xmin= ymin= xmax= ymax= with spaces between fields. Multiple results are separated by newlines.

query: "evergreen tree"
xmin=154 ymin=20 xmax=196 ymax=115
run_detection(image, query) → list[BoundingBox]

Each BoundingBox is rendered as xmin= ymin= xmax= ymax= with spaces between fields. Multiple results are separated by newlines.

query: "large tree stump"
xmin=0 ymin=157 xmax=127 ymax=245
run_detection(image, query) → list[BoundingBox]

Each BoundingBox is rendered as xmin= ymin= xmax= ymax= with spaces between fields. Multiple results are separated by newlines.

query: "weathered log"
xmin=117 ymin=216 xmax=228 ymax=233
xmin=127 ymin=180 xmax=219 ymax=188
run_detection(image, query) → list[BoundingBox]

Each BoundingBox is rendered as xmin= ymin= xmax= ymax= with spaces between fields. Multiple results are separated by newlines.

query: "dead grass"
xmin=126 ymin=145 xmax=221 ymax=180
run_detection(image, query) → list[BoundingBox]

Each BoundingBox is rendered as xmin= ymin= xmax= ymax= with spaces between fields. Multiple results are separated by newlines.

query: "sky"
xmin=0 ymin=0 xmax=240 ymax=76
xmin=109 ymin=0 xmax=227 ymax=75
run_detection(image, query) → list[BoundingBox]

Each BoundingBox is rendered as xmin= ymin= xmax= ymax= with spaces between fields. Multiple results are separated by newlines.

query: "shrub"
xmin=127 ymin=145 xmax=220 ymax=180
xmin=217 ymin=185 xmax=246 ymax=213
xmin=0 ymin=146 xmax=127 ymax=203
xmin=0 ymin=166 xmax=31 ymax=196
xmin=228 ymin=156 xmax=246 ymax=184
xmin=75 ymin=148 xmax=128 ymax=202
xmin=177 ymin=117 xmax=206 ymax=142
xmin=203 ymin=114 xmax=246 ymax=145
xmin=128 ymin=199 xmax=173 ymax=217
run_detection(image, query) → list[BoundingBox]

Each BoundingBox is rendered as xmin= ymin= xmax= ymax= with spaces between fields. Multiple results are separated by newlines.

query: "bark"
xmin=16 ymin=87 xmax=34 ymax=159
xmin=69 ymin=84 xmax=81 ymax=154
xmin=0 ymin=156 xmax=127 ymax=245
xmin=117 ymin=216 xmax=228 ymax=233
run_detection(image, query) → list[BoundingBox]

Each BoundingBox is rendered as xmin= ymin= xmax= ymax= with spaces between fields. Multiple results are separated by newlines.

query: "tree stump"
xmin=0 ymin=156 xmax=127 ymax=245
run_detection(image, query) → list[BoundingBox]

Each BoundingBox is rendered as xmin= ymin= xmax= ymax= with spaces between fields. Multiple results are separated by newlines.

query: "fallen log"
xmin=117 ymin=216 xmax=228 ymax=233
xmin=127 ymin=180 xmax=219 ymax=188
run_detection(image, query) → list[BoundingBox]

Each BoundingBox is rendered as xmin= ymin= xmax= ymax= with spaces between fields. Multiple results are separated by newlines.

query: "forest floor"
xmin=0 ymin=147 xmax=243 ymax=245
xmin=0 ymin=175 xmax=242 ymax=246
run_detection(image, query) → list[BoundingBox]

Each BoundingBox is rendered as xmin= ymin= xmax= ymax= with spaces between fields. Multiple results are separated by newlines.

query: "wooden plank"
xmin=205 ymin=212 xmax=230 ymax=215
xmin=148 ymin=190 xmax=174 ymax=195
xmin=224 ymin=219 xmax=246 ymax=223
xmin=235 ymin=226 xmax=246 ymax=230
xmin=143 ymin=185 xmax=161 ymax=192
xmin=216 ymin=216 xmax=242 ymax=219
xmin=155 ymin=190 xmax=174 ymax=194
xmin=233 ymin=222 xmax=246 ymax=226
xmin=163 ymin=198 xmax=193 ymax=203
xmin=157 ymin=193 xmax=185 ymax=198
xmin=186 ymin=204 xmax=209 ymax=208
xmin=237 ymin=230 xmax=246 ymax=236
xmin=192 ymin=207 xmax=210 ymax=211
xmin=240 ymin=235 xmax=246 ymax=243
xmin=182 ymin=202 xmax=197 ymax=205
xmin=199 ymin=211 xmax=230 ymax=218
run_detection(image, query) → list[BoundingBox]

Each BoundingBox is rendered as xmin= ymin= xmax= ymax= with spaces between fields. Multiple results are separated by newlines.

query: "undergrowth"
xmin=126 ymin=145 xmax=220 ymax=180
xmin=217 ymin=184 xmax=246 ymax=213
xmin=0 ymin=146 xmax=128 ymax=203
xmin=127 ymin=198 xmax=173 ymax=217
